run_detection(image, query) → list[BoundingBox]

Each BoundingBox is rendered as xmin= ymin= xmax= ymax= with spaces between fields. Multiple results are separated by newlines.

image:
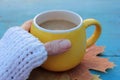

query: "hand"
xmin=21 ymin=20 xmax=71 ymax=55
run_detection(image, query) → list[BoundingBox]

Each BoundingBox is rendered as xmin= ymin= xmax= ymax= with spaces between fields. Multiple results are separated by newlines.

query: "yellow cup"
xmin=30 ymin=10 xmax=101 ymax=72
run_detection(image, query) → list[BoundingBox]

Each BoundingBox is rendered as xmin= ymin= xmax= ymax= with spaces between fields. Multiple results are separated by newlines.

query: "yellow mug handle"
xmin=83 ymin=19 xmax=101 ymax=48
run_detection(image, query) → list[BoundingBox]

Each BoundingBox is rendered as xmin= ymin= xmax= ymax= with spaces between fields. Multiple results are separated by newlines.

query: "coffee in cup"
xmin=39 ymin=20 xmax=77 ymax=30
xmin=30 ymin=10 xmax=101 ymax=72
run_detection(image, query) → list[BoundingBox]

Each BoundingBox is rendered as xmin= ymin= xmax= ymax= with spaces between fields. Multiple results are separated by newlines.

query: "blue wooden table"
xmin=0 ymin=0 xmax=120 ymax=80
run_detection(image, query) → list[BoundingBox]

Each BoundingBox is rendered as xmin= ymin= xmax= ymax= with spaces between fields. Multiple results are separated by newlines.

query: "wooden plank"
xmin=91 ymin=57 xmax=120 ymax=80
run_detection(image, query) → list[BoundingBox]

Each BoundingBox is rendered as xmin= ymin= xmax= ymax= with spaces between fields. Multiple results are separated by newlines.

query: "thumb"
xmin=44 ymin=39 xmax=71 ymax=56
xmin=21 ymin=20 xmax=33 ymax=31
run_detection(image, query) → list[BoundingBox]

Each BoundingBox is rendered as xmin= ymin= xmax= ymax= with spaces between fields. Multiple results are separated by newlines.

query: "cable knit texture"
xmin=0 ymin=27 xmax=47 ymax=80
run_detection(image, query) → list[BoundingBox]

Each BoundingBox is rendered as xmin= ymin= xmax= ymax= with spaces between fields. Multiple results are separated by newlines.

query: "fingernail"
xmin=59 ymin=40 xmax=71 ymax=49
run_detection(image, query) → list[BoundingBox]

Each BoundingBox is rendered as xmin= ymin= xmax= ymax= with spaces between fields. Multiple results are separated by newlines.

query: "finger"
xmin=44 ymin=39 xmax=71 ymax=56
xmin=21 ymin=20 xmax=33 ymax=32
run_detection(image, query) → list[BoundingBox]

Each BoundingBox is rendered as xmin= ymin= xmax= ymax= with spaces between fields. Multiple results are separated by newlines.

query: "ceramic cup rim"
xmin=33 ymin=10 xmax=83 ymax=33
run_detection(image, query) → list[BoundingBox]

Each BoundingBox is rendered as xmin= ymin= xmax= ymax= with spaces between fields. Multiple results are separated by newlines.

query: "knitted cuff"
xmin=0 ymin=27 xmax=47 ymax=80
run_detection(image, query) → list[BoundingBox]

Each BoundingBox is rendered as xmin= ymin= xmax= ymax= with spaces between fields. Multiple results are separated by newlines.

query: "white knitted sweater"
xmin=0 ymin=27 xmax=47 ymax=80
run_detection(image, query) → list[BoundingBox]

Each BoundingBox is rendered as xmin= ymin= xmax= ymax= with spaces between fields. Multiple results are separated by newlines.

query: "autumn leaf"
xmin=92 ymin=75 xmax=101 ymax=80
xmin=28 ymin=45 xmax=115 ymax=80
xmin=68 ymin=45 xmax=115 ymax=80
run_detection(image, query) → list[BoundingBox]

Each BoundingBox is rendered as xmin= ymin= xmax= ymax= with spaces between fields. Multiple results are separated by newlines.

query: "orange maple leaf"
xmin=28 ymin=45 xmax=115 ymax=80
xmin=68 ymin=45 xmax=115 ymax=80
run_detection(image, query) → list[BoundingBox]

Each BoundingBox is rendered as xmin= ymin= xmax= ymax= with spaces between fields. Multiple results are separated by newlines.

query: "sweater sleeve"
xmin=0 ymin=27 xmax=47 ymax=80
